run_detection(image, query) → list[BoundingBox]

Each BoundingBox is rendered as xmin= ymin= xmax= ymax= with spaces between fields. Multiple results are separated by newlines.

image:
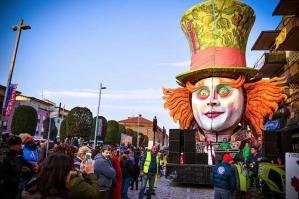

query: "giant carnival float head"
xmin=163 ymin=0 xmax=287 ymax=143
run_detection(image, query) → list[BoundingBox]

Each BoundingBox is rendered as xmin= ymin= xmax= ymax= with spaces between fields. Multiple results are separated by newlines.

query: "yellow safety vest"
xmin=143 ymin=151 xmax=160 ymax=174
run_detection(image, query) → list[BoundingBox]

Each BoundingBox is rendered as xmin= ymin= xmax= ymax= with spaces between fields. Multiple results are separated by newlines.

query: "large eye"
xmin=217 ymin=85 xmax=234 ymax=97
xmin=196 ymin=87 xmax=210 ymax=100
xmin=219 ymin=87 xmax=229 ymax=96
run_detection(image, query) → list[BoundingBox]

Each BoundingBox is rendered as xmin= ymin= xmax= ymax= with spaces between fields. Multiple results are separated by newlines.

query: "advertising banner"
xmin=120 ymin=133 xmax=132 ymax=145
xmin=286 ymin=153 xmax=299 ymax=199
xmin=4 ymin=84 xmax=17 ymax=116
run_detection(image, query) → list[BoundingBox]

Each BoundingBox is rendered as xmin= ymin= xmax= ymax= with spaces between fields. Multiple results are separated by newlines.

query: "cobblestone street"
xmin=128 ymin=177 xmax=214 ymax=199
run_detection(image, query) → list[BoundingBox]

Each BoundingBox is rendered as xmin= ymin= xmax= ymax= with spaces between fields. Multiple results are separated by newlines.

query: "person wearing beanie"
xmin=1 ymin=136 xmax=23 ymax=199
xmin=211 ymin=153 xmax=236 ymax=199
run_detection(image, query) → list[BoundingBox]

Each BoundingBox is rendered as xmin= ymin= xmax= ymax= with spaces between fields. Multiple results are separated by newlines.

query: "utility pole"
xmin=137 ymin=114 xmax=141 ymax=147
xmin=153 ymin=116 xmax=157 ymax=146
xmin=1 ymin=19 xmax=31 ymax=124
xmin=94 ymin=83 xmax=106 ymax=149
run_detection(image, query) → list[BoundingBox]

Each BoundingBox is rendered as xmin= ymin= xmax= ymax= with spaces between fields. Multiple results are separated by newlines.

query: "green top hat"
xmin=177 ymin=0 xmax=258 ymax=85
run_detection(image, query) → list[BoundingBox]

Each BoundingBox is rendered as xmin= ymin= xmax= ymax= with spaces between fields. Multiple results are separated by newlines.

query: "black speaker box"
xmin=183 ymin=129 xmax=196 ymax=141
xmin=169 ymin=129 xmax=182 ymax=141
xmin=195 ymin=153 xmax=208 ymax=164
xmin=169 ymin=140 xmax=181 ymax=153
xmin=184 ymin=152 xmax=195 ymax=164
xmin=184 ymin=141 xmax=196 ymax=153
xmin=168 ymin=152 xmax=180 ymax=164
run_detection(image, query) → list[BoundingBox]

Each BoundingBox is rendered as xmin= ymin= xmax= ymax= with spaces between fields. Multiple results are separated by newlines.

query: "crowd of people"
xmin=210 ymin=137 xmax=285 ymax=199
xmin=0 ymin=132 xmax=167 ymax=199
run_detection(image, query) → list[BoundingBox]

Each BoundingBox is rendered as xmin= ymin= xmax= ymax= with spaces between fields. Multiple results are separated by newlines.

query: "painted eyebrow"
xmin=216 ymin=84 xmax=234 ymax=91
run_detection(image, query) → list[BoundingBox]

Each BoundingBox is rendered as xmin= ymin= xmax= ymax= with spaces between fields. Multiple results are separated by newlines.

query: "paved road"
xmin=128 ymin=176 xmax=214 ymax=199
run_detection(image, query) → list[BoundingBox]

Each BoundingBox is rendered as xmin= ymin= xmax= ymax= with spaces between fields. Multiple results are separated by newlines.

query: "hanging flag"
xmin=97 ymin=118 xmax=103 ymax=136
xmin=4 ymin=84 xmax=17 ymax=116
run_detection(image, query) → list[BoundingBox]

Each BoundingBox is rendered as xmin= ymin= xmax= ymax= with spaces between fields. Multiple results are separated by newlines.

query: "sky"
xmin=0 ymin=0 xmax=282 ymax=133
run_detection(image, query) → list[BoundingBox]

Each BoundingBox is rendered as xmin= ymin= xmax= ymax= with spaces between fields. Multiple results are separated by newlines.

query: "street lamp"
xmin=153 ymin=116 xmax=157 ymax=146
xmin=137 ymin=114 xmax=141 ymax=147
xmin=1 ymin=19 xmax=31 ymax=123
xmin=94 ymin=83 xmax=107 ymax=148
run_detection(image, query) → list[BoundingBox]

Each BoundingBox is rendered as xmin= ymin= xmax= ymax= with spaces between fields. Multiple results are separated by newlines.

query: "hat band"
xmin=190 ymin=47 xmax=246 ymax=70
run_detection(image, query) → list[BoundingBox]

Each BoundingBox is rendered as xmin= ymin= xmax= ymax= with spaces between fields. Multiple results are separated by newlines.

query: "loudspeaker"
xmin=184 ymin=152 xmax=195 ymax=164
xmin=169 ymin=129 xmax=182 ymax=141
xmin=184 ymin=141 xmax=196 ymax=153
xmin=183 ymin=129 xmax=196 ymax=141
xmin=169 ymin=140 xmax=180 ymax=153
xmin=195 ymin=153 xmax=208 ymax=164
xmin=168 ymin=152 xmax=180 ymax=164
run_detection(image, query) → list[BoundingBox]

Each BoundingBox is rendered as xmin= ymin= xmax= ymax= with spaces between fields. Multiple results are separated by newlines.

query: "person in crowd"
xmin=53 ymin=143 xmax=77 ymax=163
xmin=130 ymin=149 xmax=140 ymax=191
xmin=219 ymin=138 xmax=231 ymax=149
xmin=91 ymin=145 xmax=102 ymax=159
xmin=120 ymin=150 xmax=134 ymax=199
xmin=17 ymin=135 xmax=39 ymax=199
xmin=211 ymin=153 xmax=236 ymax=199
xmin=1 ymin=135 xmax=23 ymax=199
xmin=120 ymin=143 xmax=127 ymax=154
xmin=2 ymin=135 xmax=34 ymax=199
xmin=111 ymin=145 xmax=122 ymax=199
xmin=74 ymin=146 xmax=91 ymax=172
xmin=242 ymin=141 xmax=251 ymax=162
xmin=0 ymin=132 xmax=10 ymax=144
xmin=22 ymin=153 xmax=101 ymax=199
xmin=138 ymin=146 xmax=160 ymax=199
xmin=94 ymin=145 xmax=116 ymax=199
xmin=246 ymin=146 xmax=266 ymax=187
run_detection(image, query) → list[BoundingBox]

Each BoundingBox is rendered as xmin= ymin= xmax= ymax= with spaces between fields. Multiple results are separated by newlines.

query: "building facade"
xmin=119 ymin=115 xmax=169 ymax=147
xmin=5 ymin=95 xmax=55 ymax=136
xmin=252 ymin=0 xmax=299 ymax=153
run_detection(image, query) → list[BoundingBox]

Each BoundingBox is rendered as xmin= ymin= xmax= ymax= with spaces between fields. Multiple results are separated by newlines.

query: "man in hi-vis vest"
xmin=138 ymin=145 xmax=160 ymax=199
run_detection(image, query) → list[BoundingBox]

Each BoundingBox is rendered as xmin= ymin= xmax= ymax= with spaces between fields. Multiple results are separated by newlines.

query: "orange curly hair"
xmin=163 ymin=76 xmax=287 ymax=138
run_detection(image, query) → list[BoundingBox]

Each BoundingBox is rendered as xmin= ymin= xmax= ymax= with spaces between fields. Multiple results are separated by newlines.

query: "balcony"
xmin=251 ymin=31 xmax=280 ymax=50
xmin=254 ymin=52 xmax=286 ymax=77
xmin=275 ymin=17 xmax=299 ymax=51
xmin=273 ymin=0 xmax=299 ymax=16
xmin=288 ymin=59 xmax=299 ymax=83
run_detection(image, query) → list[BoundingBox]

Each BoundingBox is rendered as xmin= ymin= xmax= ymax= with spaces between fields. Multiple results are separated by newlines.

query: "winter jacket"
xmin=120 ymin=156 xmax=134 ymax=178
xmin=211 ymin=161 xmax=236 ymax=192
xmin=22 ymin=173 xmax=101 ymax=199
xmin=140 ymin=151 xmax=159 ymax=174
xmin=94 ymin=154 xmax=116 ymax=191
xmin=111 ymin=156 xmax=122 ymax=199
xmin=67 ymin=173 xmax=101 ymax=199
xmin=21 ymin=178 xmax=68 ymax=199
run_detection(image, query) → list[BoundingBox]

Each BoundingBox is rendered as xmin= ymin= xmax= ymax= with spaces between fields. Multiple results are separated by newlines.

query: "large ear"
xmin=244 ymin=76 xmax=287 ymax=137
xmin=162 ymin=87 xmax=194 ymax=129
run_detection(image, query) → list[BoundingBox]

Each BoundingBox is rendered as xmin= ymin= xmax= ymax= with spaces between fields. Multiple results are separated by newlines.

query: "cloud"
xmin=43 ymin=88 xmax=163 ymax=100
xmin=101 ymin=104 xmax=164 ymax=111
xmin=155 ymin=61 xmax=189 ymax=67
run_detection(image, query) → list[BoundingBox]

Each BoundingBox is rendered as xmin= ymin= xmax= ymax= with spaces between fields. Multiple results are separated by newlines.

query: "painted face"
xmin=191 ymin=77 xmax=244 ymax=132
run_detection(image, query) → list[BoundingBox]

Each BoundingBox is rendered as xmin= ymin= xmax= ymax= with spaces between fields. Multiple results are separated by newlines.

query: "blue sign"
xmin=264 ymin=119 xmax=280 ymax=131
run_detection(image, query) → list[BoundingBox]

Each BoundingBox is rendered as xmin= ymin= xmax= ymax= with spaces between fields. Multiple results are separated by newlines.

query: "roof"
xmin=119 ymin=116 xmax=153 ymax=125
xmin=17 ymin=94 xmax=55 ymax=106
xmin=0 ymin=84 xmax=22 ymax=95
xmin=273 ymin=0 xmax=299 ymax=16
xmin=251 ymin=30 xmax=280 ymax=50
xmin=119 ymin=116 xmax=164 ymax=132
